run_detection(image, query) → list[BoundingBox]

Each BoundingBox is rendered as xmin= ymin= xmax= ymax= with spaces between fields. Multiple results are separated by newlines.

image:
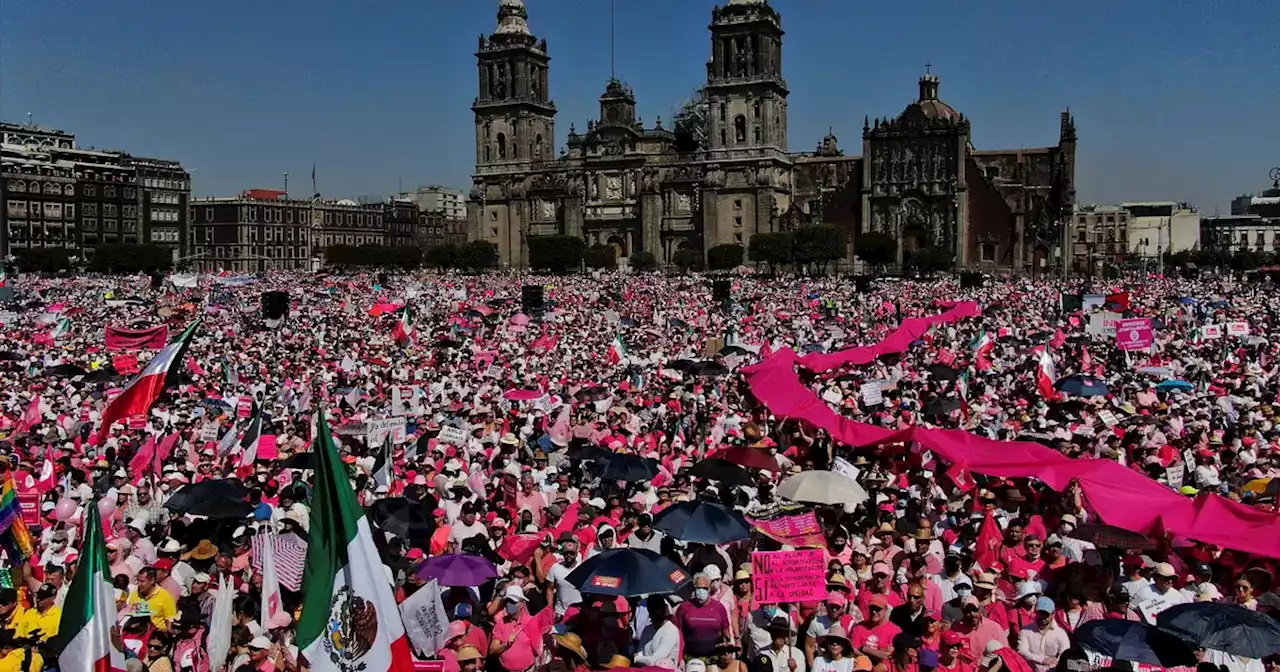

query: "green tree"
xmin=910 ymin=247 xmax=954 ymax=275
xmin=14 ymin=247 xmax=72 ymax=273
xmin=583 ymin=244 xmax=618 ymax=270
xmin=462 ymin=241 xmax=498 ymax=270
xmin=528 ymin=235 xmax=585 ymax=273
xmin=707 ymin=244 xmax=744 ymax=270
xmin=792 ymin=224 xmax=847 ymax=274
xmin=629 ymin=251 xmax=658 ymax=272
xmin=856 ymin=230 xmax=897 ymax=270
xmin=671 ymin=247 xmax=704 ymax=272
xmin=90 ymin=244 xmax=173 ymax=273
xmin=748 ymin=232 xmax=793 ymax=274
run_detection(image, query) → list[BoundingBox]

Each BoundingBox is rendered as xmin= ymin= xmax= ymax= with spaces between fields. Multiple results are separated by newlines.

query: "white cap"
xmin=503 ymin=585 xmax=528 ymax=602
xmin=249 ymin=636 xmax=273 ymax=650
xmin=704 ymin=565 xmax=722 ymax=582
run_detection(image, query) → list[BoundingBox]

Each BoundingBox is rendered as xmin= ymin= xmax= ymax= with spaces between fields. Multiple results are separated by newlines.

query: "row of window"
xmin=150 ymin=229 xmax=180 ymax=243
xmin=196 ymin=246 xmax=307 ymax=259
xmin=82 ymin=218 xmax=136 ymax=232
xmin=150 ymin=191 xmax=181 ymax=205
xmin=150 ymin=208 xmax=180 ymax=222
xmin=142 ymin=177 xmax=188 ymax=190
xmin=7 ymin=180 xmax=74 ymax=196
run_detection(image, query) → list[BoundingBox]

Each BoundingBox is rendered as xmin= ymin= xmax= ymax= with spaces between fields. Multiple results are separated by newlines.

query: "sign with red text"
xmin=752 ymin=549 xmax=826 ymax=604
xmin=746 ymin=503 xmax=827 ymax=549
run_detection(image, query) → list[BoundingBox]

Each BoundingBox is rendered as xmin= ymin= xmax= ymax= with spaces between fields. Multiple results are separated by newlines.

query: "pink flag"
xmin=129 ymin=436 xmax=157 ymax=485
xmin=18 ymin=395 xmax=42 ymax=434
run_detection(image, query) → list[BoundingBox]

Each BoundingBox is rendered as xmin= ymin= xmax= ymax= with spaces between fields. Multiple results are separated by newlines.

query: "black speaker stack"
xmin=262 ymin=291 xmax=289 ymax=320
xmin=959 ymin=272 xmax=983 ymax=289
xmin=712 ymin=279 xmax=732 ymax=302
xmin=521 ymin=285 xmax=544 ymax=314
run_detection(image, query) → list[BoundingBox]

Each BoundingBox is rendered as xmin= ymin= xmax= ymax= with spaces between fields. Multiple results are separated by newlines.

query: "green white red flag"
xmin=54 ymin=501 xmax=126 ymax=672
xmin=96 ymin=321 xmax=199 ymax=442
xmin=297 ymin=407 xmax=411 ymax=672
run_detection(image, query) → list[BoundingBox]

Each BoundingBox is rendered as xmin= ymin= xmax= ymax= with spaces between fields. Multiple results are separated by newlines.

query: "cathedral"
xmin=467 ymin=0 xmax=1077 ymax=271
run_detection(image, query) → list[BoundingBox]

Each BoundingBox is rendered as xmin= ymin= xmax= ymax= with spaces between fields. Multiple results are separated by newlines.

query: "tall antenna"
xmin=610 ymin=0 xmax=616 ymax=80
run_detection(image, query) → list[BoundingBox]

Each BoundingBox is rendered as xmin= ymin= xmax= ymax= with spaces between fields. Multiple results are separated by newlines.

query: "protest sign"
xmin=860 ymin=381 xmax=883 ymax=406
xmin=366 ymin=417 xmax=406 ymax=447
xmin=752 ymin=549 xmax=826 ymax=604
xmin=746 ymin=503 xmax=827 ymax=549
xmin=237 ymin=396 xmax=254 ymax=418
xmin=1115 ymin=318 xmax=1154 ymax=351
xmin=1227 ymin=321 xmax=1251 ymax=337
xmin=438 ymin=425 xmax=467 ymax=446
xmin=399 ymin=579 xmax=449 ymax=657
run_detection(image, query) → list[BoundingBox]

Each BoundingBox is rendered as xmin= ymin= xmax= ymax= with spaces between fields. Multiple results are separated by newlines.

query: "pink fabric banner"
xmin=106 ymin=324 xmax=169 ymax=351
xmin=742 ymin=304 xmax=1280 ymax=560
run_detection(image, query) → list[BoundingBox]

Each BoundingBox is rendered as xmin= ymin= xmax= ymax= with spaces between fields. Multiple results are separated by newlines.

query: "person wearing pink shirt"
xmin=949 ymin=596 xmax=1008 ymax=661
xmin=856 ymin=563 xmax=904 ymax=620
xmin=490 ymin=586 xmax=538 ymax=672
xmin=850 ymin=595 xmax=901 ymax=663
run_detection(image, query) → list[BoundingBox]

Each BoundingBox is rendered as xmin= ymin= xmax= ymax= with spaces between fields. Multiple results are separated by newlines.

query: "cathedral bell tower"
xmin=704 ymin=0 xmax=788 ymax=152
xmin=473 ymin=0 xmax=556 ymax=167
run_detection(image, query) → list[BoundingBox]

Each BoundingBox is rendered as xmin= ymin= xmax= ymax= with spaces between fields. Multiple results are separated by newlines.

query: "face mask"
xmin=505 ymin=602 xmax=521 ymax=615
xmin=694 ymin=588 xmax=710 ymax=602
xmin=956 ymin=587 xmax=972 ymax=599
xmin=764 ymin=606 xmax=779 ymax=619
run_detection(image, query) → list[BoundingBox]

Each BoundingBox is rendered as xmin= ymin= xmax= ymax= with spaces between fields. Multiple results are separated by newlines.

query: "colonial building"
xmin=468 ymin=0 xmax=793 ymax=267
xmin=467 ymin=0 xmax=1077 ymax=272
xmin=189 ymin=190 xmax=391 ymax=272
xmin=0 ymin=121 xmax=191 ymax=259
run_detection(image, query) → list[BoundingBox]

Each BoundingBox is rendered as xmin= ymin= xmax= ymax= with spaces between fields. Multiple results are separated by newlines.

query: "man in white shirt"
xmin=760 ymin=616 xmax=806 ymax=672
xmin=1132 ymin=563 xmax=1188 ymax=619
xmin=546 ymin=533 xmax=584 ymax=617
xmin=449 ymin=503 xmax=489 ymax=550
xmin=1017 ymin=598 xmax=1071 ymax=672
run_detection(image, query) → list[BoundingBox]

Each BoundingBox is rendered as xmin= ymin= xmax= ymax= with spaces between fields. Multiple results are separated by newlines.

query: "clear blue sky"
xmin=3 ymin=0 xmax=1277 ymax=212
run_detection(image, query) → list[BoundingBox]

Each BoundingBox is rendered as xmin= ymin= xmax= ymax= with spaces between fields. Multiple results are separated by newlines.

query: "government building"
xmin=467 ymin=0 xmax=1077 ymax=271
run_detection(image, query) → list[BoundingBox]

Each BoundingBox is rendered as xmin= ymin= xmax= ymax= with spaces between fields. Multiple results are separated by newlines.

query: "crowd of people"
xmin=3 ymin=269 xmax=1280 ymax=672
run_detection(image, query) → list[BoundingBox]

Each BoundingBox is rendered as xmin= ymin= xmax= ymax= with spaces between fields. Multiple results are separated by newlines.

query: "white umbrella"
xmin=777 ymin=470 xmax=868 ymax=507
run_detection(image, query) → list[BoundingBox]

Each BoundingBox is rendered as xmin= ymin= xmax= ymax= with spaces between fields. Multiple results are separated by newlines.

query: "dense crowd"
xmin=3 ymin=269 xmax=1280 ymax=672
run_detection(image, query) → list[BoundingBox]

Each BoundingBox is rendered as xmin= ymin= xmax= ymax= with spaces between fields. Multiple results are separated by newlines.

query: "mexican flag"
xmin=1035 ymin=346 xmax=1060 ymax=401
xmin=54 ymin=502 xmax=126 ymax=672
xmin=238 ymin=403 xmax=263 ymax=467
xmin=607 ymin=335 xmax=627 ymax=365
xmin=971 ymin=330 xmax=995 ymax=372
xmin=392 ymin=306 xmax=415 ymax=345
xmin=51 ymin=318 xmax=73 ymax=339
xmin=297 ymin=408 xmax=411 ymax=672
xmin=96 ymin=321 xmax=199 ymax=442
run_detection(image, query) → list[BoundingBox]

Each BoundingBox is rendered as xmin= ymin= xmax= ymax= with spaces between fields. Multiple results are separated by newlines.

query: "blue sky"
xmin=3 ymin=0 xmax=1277 ymax=212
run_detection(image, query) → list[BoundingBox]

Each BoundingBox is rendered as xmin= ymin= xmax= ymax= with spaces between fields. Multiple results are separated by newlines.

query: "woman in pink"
xmin=935 ymin=632 xmax=976 ymax=672
xmin=440 ymin=621 xmax=469 ymax=672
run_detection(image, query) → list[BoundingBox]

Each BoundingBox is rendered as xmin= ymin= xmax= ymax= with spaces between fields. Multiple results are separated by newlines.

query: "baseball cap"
xmin=826 ymin=591 xmax=848 ymax=607
xmin=872 ymin=562 xmax=892 ymax=577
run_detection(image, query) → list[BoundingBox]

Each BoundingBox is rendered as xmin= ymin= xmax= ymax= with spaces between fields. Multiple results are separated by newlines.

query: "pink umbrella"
xmin=503 ymin=388 xmax=543 ymax=401
xmin=511 ymin=313 xmax=531 ymax=326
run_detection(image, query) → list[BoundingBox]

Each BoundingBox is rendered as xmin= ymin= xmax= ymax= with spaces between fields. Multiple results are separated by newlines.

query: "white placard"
xmin=0 ymin=312 xmax=19 ymax=326
xmin=822 ymin=388 xmax=843 ymax=405
xmin=391 ymin=386 xmax=420 ymax=417
xmin=1227 ymin=321 xmax=1250 ymax=337
xmin=1097 ymin=410 xmax=1118 ymax=427
xmin=1166 ymin=463 xmax=1185 ymax=490
xmin=860 ymin=381 xmax=884 ymax=406
xmin=400 ymin=579 xmax=450 ymax=657
xmin=484 ymin=365 xmax=503 ymax=379
xmin=365 ymin=416 xmax=406 ymax=447
xmin=438 ymin=425 xmax=467 ymax=446
xmin=531 ymin=394 xmax=553 ymax=413
xmin=1200 ymin=324 xmax=1223 ymax=339
xmin=832 ymin=457 xmax=861 ymax=482
xmin=200 ymin=423 xmax=220 ymax=442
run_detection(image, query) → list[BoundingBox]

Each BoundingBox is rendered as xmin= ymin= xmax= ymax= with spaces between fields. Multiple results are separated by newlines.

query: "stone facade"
xmin=468 ymin=0 xmax=1076 ymax=272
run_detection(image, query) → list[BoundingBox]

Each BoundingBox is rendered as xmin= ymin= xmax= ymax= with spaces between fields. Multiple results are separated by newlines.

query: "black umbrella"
xmin=281 ymin=452 xmax=315 ymax=470
xmin=720 ymin=345 xmax=751 ymax=357
xmin=163 ymin=479 xmax=253 ymax=518
xmin=46 ymin=363 xmax=87 ymax=378
xmin=1157 ymin=602 xmax=1280 ymax=659
xmin=1069 ymin=523 xmax=1157 ymax=551
xmin=0 ymin=351 xmax=24 ymax=361
xmin=433 ymin=338 xmax=463 ymax=349
xmin=574 ymin=386 xmax=611 ymax=402
xmin=922 ymin=397 xmax=961 ymax=417
xmin=369 ymin=498 xmax=433 ymax=539
xmin=1076 ymin=618 xmax=1197 ymax=668
xmin=567 ymin=443 xmax=609 ymax=462
xmin=688 ymin=458 xmax=756 ymax=487
xmin=925 ymin=363 xmax=959 ymax=381
xmin=692 ymin=361 xmax=730 ymax=377
xmin=666 ymin=359 xmax=699 ymax=373
xmin=566 ymin=548 xmax=691 ymax=597
xmin=593 ymin=453 xmax=659 ymax=482
xmin=651 ymin=500 xmax=752 ymax=545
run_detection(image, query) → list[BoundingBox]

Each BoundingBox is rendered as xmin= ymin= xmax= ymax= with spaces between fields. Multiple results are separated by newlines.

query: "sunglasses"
xmin=869 ymin=606 xmax=884 ymax=613
xmin=908 ymin=594 xmax=924 ymax=600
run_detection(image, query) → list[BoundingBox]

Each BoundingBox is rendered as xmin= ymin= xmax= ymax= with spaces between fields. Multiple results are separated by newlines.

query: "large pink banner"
xmin=742 ymin=304 xmax=1280 ymax=560
xmin=105 ymin=324 xmax=169 ymax=351
xmin=1115 ymin=318 xmax=1154 ymax=351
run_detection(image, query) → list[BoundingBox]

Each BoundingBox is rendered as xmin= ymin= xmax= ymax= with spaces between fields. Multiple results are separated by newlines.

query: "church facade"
xmin=467 ymin=0 xmax=1076 ymax=272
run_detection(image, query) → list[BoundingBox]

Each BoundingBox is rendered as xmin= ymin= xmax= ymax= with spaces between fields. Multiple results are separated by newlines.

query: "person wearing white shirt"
xmin=634 ymin=597 xmax=681 ymax=670
xmin=546 ymin=535 xmax=584 ymax=617
xmin=1132 ymin=563 xmax=1188 ymax=617
xmin=449 ymin=506 xmax=489 ymax=548
xmin=759 ymin=616 xmax=806 ymax=672
xmin=1017 ymin=598 xmax=1071 ymax=672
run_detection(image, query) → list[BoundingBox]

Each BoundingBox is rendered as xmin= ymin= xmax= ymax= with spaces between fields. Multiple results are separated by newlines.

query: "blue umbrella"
xmin=801 ymin=343 xmax=826 ymax=353
xmin=1156 ymin=380 xmax=1194 ymax=392
xmin=566 ymin=548 xmax=692 ymax=597
xmin=619 ymin=317 xmax=638 ymax=327
xmin=1054 ymin=374 xmax=1110 ymax=397
xmin=1177 ymin=297 xmax=1197 ymax=305
xmin=651 ymin=499 xmax=752 ymax=545
xmin=1157 ymin=602 xmax=1280 ymax=659
xmin=1076 ymin=619 xmax=1197 ymax=668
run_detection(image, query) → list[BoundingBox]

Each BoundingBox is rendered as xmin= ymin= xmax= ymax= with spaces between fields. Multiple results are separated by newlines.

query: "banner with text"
xmin=752 ymin=549 xmax=826 ymax=604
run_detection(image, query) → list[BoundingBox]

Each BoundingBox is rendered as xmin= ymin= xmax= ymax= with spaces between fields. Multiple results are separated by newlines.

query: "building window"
xmin=64 ymin=184 xmax=75 ymax=196
xmin=720 ymin=129 xmax=727 ymax=146
xmin=734 ymin=199 xmax=742 ymax=210
xmin=734 ymin=216 xmax=743 ymax=228
xmin=719 ymin=103 xmax=726 ymax=122
xmin=84 ymin=184 xmax=95 ymax=196
xmin=205 ymin=207 xmax=214 ymax=221
xmin=104 ymin=185 xmax=116 ymax=198
xmin=754 ymin=101 xmax=761 ymax=119
xmin=734 ymin=233 xmax=743 ymax=244
xmin=734 ymin=116 xmax=747 ymax=143
xmin=980 ymin=243 xmax=997 ymax=262
xmin=497 ymin=133 xmax=507 ymax=159
xmin=124 ymin=188 xmax=135 ymax=199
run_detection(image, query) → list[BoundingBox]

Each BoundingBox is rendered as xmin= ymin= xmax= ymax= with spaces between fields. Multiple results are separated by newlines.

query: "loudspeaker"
xmin=521 ymin=285 xmax=544 ymax=313
xmin=149 ymin=272 xmax=163 ymax=290
xmin=262 ymin=291 xmax=289 ymax=320
xmin=377 ymin=272 xmax=389 ymax=286
xmin=712 ymin=279 xmax=731 ymax=302
xmin=959 ymin=272 xmax=983 ymax=289
xmin=853 ymin=275 xmax=872 ymax=293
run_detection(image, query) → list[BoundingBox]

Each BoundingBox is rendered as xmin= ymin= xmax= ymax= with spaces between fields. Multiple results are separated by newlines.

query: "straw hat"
xmin=602 ymin=655 xmax=632 ymax=669
xmin=455 ymin=646 xmax=482 ymax=663
xmin=820 ymin=624 xmax=851 ymax=649
xmin=185 ymin=539 xmax=218 ymax=561
xmin=554 ymin=633 xmax=588 ymax=660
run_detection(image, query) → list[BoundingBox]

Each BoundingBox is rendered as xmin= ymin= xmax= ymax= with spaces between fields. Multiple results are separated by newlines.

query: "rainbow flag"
xmin=0 ymin=471 xmax=35 ymax=561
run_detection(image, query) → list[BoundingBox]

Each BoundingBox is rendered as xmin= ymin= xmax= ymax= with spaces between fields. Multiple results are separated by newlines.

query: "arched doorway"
xmin=607 ymin=235 xmax=626 ymax=259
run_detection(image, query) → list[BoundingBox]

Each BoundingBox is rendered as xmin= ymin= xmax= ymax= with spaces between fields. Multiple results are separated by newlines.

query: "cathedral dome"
xmin=902 ymin=72 xmax=961 ymax=122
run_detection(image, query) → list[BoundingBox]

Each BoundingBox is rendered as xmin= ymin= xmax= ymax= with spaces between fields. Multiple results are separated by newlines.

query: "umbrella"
xmin=1136 ymin=366 xmax=1174 ymax=379
xmin=1055 ymin=374 xmax=1110 ymax=397
xmin=503 ymin=388 xmax=544 ymax=401
xmin=46 ymin=363 xmax=87 ymax=378
xmin=567 ymin=443 xmax=609 ymax=462
xmin=433 ymin=338 xmax=462 ymax=349
xmin=416 ymin=553 xmax=499 ymax=587
xmin=593 ymin=453 xmax=659 ymax=482
xmin=666 ymin=359 xmax=699 ymax=373
xmin=1157 ymin=602 xmax=1280 ymax=659
xmin=1076 ymin=619 xmax=1197 ymax=668
xmin=925 ymin=364 xmax=959 ymax=381
xmin=688 ymin=458 xmax=756 ymax=487
xmin=710 ymin=445 xmax=781 ymax=473
xmin=720 ymin=345 xmax=751 ymax=357
xmin=801 ymin=343 xmax=826 ymax=354
xmin=280 ymin=452 xmax=315 ymax=470
xmin=692 ymin=361 xmax=730 ymax=377
xmin=923 ymin=397 xmax=961 ymax=416
xmin=651 ymin=500 xmax=752 ymax=545
xmin=199 ymin=398 xmax=234 ymax=411
xmin=777 ymin=470 xmax=868 ymax=507
xmin=565 ymin=548 xmax=691 ymax=597
xmin=574 ymin=386 xmax=610 ymax=402
xmin=619 ymin=317 xmax=638 ymax=327
xmin=369 ymin=498 xmax=433 ymax=539
xmin=1156 ymin=380 xmax=1194 ymax=392
xmin=1243 ymin=478 xmax=1280 ymax=499
xmin=163 ymin=479 xmax=253 ymax=518
xmin=1177 ymin=297 xmax=1197 ymax=305
xmin=1068 ymin=523 xmax=1157 ymax=551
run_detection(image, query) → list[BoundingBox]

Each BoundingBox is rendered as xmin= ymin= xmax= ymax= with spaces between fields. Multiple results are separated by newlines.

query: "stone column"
xmin=563 ymin=195 xmax=583 ymax=239
xmin=641 ymin=192 xmax=661 ymax=257
xmin=701 ymin=188 xmax=719 ymax=257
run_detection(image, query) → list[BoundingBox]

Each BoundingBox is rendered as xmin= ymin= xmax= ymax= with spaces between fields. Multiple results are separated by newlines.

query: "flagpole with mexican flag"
xmin=297 ymin=407 xmax=411 ymax=672
xmin=607 ymin=334 xmax=627 ymax=365
xmin=96 ymin=321 xmax=200 ymax=442
xmin=54 ymin=501 xmax=126 ymax=672
xmin=392 ymin=306 xmax=415 ymax=345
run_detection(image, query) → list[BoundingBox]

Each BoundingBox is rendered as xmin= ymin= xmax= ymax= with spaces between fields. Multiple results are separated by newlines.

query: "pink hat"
xmin=872 ymin=562 xmax=892 ymax=577
xmin=448 ymin=620 xmax=468 ymax=640
xmin=825 ymin=591 xmax=848 ymax=607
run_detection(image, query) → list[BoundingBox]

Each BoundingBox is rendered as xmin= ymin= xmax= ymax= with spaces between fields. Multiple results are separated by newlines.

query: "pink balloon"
xmin=98 ymin=497 xmax=117 ymax=518
xmin=54 ymin=498 xmax=77 ymax=522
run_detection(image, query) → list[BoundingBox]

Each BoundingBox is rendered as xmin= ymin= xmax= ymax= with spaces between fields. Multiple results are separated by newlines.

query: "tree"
xmin=856 ymin=230 xmax=897 ymax=270
xmin=707 ymin=244 xmax=744 ymax=270
xmin=671 ymin=247 xmax=704 ymax=272
xmin=792 ymin=224 xmax=847 ymax=274
xmin=749 ymin=232 xmax=793 ymax=274
xmin=424 ymin=242 xmax=497 ymax=271
xmin=629 ymin=251 xmax=658 ymax=272
xmin=583 ymin=244 xmax=618 ymax=270
xmin=910 ymin=247 xmax=954 ymax=275
xmin=90 ymin=244 xmax=172 ymax=273
xmin=528 ymin=235 xmax=585 ymax=273
xmin=14 ymin=247 xmax=72 ymax=273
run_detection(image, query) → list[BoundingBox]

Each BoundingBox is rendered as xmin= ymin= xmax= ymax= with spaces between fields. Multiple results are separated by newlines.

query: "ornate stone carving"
xmin=540 ymin=199 xmax=556 ymax=219
xmin=675 ymin=192 xmax=692 ymax=213
xmin=641 ymin=168 xmax=659 ymax=193
xmin=605 ymin=175 xmax=623 ymax=200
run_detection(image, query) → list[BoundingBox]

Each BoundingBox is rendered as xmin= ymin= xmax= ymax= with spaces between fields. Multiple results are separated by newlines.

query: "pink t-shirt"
xmin=851 ymin=620 xmax=902 ymax=652
xmin=492 ymin=612 xmax=538 ymax=671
